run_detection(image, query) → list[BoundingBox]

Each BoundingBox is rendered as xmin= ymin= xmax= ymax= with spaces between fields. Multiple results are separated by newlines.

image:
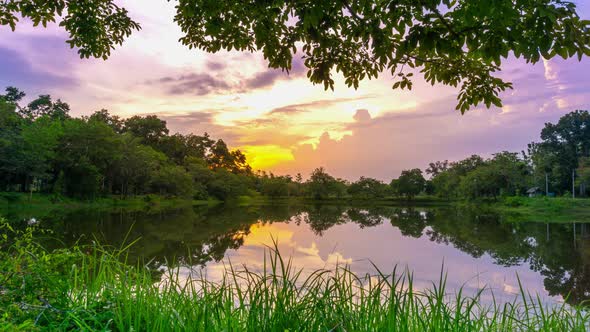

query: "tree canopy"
xmin=392 ymin=168 xmax=426 ymax=199
xmin=2 ymin=1 xmax=589 ymax=112
xmin=0 ymin=0 xmax=140 ymax=59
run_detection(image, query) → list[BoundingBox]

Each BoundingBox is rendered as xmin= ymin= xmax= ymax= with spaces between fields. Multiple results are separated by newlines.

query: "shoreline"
xmin=2 ymin=192 xmax=590 ymax=223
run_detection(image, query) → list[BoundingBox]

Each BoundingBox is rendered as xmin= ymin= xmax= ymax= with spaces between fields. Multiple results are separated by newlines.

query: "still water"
xmin=3 ymin=203 xmax=589 ymax=306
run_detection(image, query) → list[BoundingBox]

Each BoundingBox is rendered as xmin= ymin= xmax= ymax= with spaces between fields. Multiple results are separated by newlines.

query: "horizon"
xmin=2 ymin=1 xmax=590 ymax=181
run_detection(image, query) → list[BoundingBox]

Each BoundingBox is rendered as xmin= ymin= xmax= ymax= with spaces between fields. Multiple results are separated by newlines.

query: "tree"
xmin=185 ymin=156 xmax=215 ymax=199
xmin=184 ymin=133 xmax=214 ymax=160
xmin=0 ymin=88 xmax=25 ymax=190
xmin=56 ymin=118 xmax=122 ymax=197
xmin=0 ymin=86 xmax=267 ymax=200
xmin=459 ymin=165 xmax=499 ymax=200
xmin=429 ymin=155 xmax=485 ymax=199
xmin=19 ymin=116 xmax=64 ymax=191
xmin=0 ymin=124 xmax=24 ymax=190
xmin=486 ymin=151 xmax=530 ymax=196
xmin=576 ymin=157 xmax=590 ymax=196
xmin=348 ymin=177 xmax=388 ymax=199
xmin=158 ymin=133 xmax=190 ymax=164
xmin=208 ymin=139 xmax=251 ymax=174
xmin=260 ymin=175 xmax=290 ymax=199
xmin=150 ymin=164 xmax=194 ymax=197
xmin=295 ymin=173 xmax=303 ymax=183
xmin=207 ymin=169 xmax=251 ymax=200
xmin=426 ymin=160 xmax=449 ymax=177
xmin=1 ymin=86 xmax=25 ymax=104
xmin=529 ymin=110 xmax=590 ymax=194
xmin=113 ymin=134 xmax=167 ymax=196
xmin=4 ymin=2 xmax=589 ymax=112
xmin=124 ymin=115 xmax=170 ymax=147
xmin=23 ymin=95 xmax=70 ymax=121
xmin=88 ymin=109 xmax=124 ymax=133
xmin=306 ymin=167 xmax=344 ymax=200
xmin=0 ymin=0 xmax=140 ymax=59
xmin=394 ymin=169 xmax=426 ymax=199
xmin=429 ymin=152 xmax=529 ymax=200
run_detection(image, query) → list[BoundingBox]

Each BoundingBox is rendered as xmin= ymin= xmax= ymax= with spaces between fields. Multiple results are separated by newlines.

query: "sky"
xmin=1 ymin=1 xmax=590 ymax=181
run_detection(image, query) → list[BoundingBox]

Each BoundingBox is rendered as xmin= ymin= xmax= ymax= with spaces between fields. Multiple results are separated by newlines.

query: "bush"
xmin=0 ymin=192 xmax=21 ymax=203
xmin=503 ymin=196 xmax=526 ymax=207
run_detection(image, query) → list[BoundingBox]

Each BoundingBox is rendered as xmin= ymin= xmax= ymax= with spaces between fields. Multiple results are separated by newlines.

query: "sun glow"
xmin=240 ymin=145 xmax=295 ymax=170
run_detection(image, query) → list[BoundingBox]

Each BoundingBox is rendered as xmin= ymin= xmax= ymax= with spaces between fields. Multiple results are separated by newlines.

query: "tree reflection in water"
xmin=5 ymin=203 xmax=589 ymax=306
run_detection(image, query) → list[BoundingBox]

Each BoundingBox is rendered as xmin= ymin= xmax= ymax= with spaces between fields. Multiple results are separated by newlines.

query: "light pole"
xmin=545 ymin=172 xmax=549 ymax=196
xmin=572 ymin=169 xmax=576 ymax=199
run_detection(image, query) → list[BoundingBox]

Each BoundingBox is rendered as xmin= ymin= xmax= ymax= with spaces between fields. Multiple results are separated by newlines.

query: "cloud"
xmin=268 ymin=105 xmax=308 ymax=116
xmin=0 ymin=44 xmax=78 ymax=91
xmin=148 ymin=73 xmax=231 ymax=96
xmin=244 ymin=70 xmax=289 ymax=90
xmin=146 ymin=57 xmax=308 ymax=97
xmin=233 ymin=118 xmax=277 ymax=128
xmin=267 ymin=95 xmax=378 ymax=116
xmin=271 ymin=86 xmax=590 ymax=181
xmin=242 ymin=57 xmax=306 ymax=90
xmin=353 ymin=109 xmax=371 ymax=123
xmin=206 ymin=60 xmax=226 ymax=71
xmin=543 ymin=59 xmax=558 ymax=81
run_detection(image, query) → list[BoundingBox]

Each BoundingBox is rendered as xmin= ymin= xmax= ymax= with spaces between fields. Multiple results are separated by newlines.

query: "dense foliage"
xmin=2 ymin=1 xmax=589 ymax=111
xmin=0 ymin=87 xmax=256 ymax=200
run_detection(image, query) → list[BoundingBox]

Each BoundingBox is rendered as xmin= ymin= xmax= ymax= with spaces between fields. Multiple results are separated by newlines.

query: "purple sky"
xmin=1 ymin=1 xmax=590 ymax=181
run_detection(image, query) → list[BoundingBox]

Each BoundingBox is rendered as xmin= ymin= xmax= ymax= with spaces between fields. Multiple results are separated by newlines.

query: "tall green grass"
xmin=1 ymin=220 xmax=589 ymax=331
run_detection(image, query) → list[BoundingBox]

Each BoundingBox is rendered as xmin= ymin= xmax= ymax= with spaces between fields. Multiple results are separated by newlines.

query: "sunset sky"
xmin=2 ymin=1 xmax=590 ymax=181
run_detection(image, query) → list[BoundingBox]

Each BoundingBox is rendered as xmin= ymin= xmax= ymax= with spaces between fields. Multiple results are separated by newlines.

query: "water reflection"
xmin=3 ymin=204 xmax=590 ymax=305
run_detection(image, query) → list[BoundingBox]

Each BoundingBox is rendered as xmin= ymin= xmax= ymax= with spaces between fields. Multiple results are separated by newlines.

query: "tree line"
xmin=0 ymin=87 xmax=255 ymax=200
xmin=426 ymin=110 xmax=590 ymax=200
xmin=2 ymin=86 xmax=589 ymax=201
xmin=284 ymin=109 xmax=590 ymax=201
xmin=260 ymin=109 xmax=590 ymax=201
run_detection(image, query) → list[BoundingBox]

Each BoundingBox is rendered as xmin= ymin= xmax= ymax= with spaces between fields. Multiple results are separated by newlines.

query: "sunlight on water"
xmin=182 ymin=212 xmax=563 ymax=305
xmin=6 ymin=204 xmax=586 ymax=306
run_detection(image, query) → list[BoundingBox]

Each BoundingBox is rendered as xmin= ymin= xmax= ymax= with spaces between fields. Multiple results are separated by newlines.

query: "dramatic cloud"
xmin=147 ymin=58 xmax=307 ymax=97
xmin=206 ymin=60 xmax=226 ymax=71
xmin=268 ymin=95 xmax=378 ymax=116
xmin=152 ymin=73 xmax=232 ymax=96
xmin=267 ymin=105 xmax=308 ymax=116
xmin=352 ymin=109 xmax=372 ymax=123
xmin=242 ymin=57 xmax=306 ymax=89
xmin=0 ymin=43 xmax=77 ymax=92
xmin=273 ymin=87 xmax=590 ymax=181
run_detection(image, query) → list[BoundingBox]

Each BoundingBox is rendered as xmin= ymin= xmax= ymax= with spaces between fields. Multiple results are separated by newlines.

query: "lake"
xmin=3 ymin=203 xmax=589 ymax=306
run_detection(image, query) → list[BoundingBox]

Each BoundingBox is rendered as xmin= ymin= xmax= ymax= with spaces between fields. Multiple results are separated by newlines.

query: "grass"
xmin=0 ymin=192 xmax=217 ymax=212
xmin=1 ymin=220 xmax=589 ymax=331
xmin=497 ymin=196 xmax=590 ymax=223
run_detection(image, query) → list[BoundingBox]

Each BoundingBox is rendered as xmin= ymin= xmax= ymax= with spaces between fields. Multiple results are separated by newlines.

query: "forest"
xmin=1 ymin=86 xmax=590 ymax=202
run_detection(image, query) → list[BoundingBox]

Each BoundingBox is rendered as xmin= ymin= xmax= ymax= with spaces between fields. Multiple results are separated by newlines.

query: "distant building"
xmin=526 ymin=187 xmax=543 ymax=198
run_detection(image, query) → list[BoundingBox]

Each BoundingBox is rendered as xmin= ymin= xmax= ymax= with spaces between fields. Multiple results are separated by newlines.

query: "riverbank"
xmin=0 ymin=192 xmax=217 ymax=213
xmin=494 ymin=196 xmax=590 ymax=223
xmin=235 ymin=194 xmax=448 ymax=206
xmin=3 ymin=192 xmax=590 ymax=224
xmin=236 ymin=195 xmax=590 ymax=223
xmin=1 ymin=220 xmax=587 ymax=331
